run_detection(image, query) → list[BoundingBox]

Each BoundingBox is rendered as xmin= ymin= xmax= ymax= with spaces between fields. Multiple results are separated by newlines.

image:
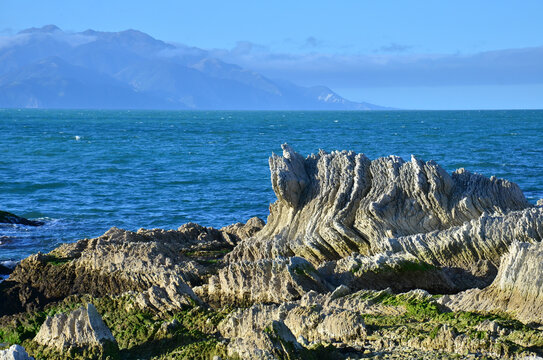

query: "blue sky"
xmin=1 ymin=0 xmax=542 ymax=109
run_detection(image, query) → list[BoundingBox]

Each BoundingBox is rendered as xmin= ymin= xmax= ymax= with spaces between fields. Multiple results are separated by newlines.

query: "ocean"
xmin=1 ymin=109 xmax=542 ymax=263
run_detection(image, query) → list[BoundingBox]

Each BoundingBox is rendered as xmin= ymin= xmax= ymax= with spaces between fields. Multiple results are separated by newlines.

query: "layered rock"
xmin=317 ymin=207 xmax=543 ymax=293
xmin=1 ymin=145 xmax=542 ymax=359
xmin=228 ymin=144 xmax=530 ymax=265
xmin=218 ymin=286 xmax=543 ymax=359
xmin=440 ymin=241 xmax=543 ymax=325
xmin=34 ymin=303 xmax=116 ymax=351
xmin=378 ymin=207 xmax=543 ymax=269
xmin=221 ymin=318 xmax=301 ymax=360
xmin=220 ymin=217 xmax=266 ymax=245
xmin=218 ymin=291 xmax=367 ymax=359
xmin=2 ymin=219 xmax=263 ymax=316
xmin=216 ymin=145 xmax=543 ymax=296
xmin=195 ymin=256 xmax=332 ymax=305
xmin=318 ymin=252 xmax=481 ymax=294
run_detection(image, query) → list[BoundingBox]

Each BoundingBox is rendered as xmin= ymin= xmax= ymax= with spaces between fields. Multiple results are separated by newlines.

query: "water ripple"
xmin=1 ymin=109 xmax=542 ymax=261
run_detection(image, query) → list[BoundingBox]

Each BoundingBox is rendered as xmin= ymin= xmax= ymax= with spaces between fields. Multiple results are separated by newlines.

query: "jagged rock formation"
xmin=318 ymin=252 xmax=488 ymax=294
xmin=377 ymin=207 xmax=543 ymax=268
xmin=220 ymin=217 xmax=266 ymax=245
xmin=1 ymin=218 xmax=263 ymax=316
xmin=1 ymin=146 xmax=542 ymax=359
xmin=440 ymin=241 xmax=543 ymax=325
xmin=317 ymin=207 xmax=543 ymax=293
xmin=228 ymin=144 xmax=531 ymax=265
xmin=217 ymin=286 xmax=543 ymax=359
xmin=215 ymin=145 xmax=543 ymax=297
xmin=195 ymin=256 xmax=332 ymax=305
xmin=0 ymin=345 xmax=34 ymax=360
xmin=218 ymin=289 xmax=367 ymax=359
xmin=34 ymin=303 xmax=116 ymax=351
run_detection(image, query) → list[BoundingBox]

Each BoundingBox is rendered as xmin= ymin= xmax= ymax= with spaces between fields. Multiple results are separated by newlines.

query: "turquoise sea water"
xmin=1 ymin=109 xmax=542 ymax=262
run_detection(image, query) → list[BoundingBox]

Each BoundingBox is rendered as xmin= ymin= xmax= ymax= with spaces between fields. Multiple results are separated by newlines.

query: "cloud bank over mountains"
xmin=0 ymin=25 xmax=389 ymax=110
xmin=1 ymin=25 xmax=541 ymax=110
xmin=207 ymin=40 xmax=543 ymax=89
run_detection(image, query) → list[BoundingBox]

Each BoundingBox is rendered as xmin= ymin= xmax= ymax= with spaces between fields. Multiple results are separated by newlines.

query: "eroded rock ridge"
xmin=0 ymin=145 xmax=542 ymax=359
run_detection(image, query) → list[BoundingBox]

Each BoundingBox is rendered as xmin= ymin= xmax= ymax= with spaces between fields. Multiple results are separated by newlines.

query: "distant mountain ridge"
xmin=0 ymin=25 xmax=390 ymax=110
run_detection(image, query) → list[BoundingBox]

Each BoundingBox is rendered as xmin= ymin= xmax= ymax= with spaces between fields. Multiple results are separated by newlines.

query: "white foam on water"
xmin=1 ymin=260 xmax=18 ymax=269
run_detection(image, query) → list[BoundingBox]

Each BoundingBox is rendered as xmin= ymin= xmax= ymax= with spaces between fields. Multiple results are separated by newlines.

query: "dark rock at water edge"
xmin=0 ymin=211 xmax=43 ymax=226
xmin=0 ymin=264 xmax=13 ymax=275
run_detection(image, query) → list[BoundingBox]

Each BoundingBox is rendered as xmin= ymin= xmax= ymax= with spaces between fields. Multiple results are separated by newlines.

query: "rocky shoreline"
xmin=1 ymin=144 xmax=542 ymax=359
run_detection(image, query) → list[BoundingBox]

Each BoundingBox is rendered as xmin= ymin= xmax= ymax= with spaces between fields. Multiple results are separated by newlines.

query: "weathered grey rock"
xmin=219 ymin=305 xmax=302 ymax=360
xmin=219 ymin=289 xmax=367 ymax=354
xmin=34 ymin=303 xmax=116 ymax=350
xmin=313 ymin=207 xmax=543 ymax=293
xmin=217 ymin=145 xmax=543 ymax=297
xmin=196 ymin=256 xmax=332 ymax=305
xmin=220 ymin=217 xmax=265 ymax=245
xmin=377 ymin=207 xmax=543 ymax=269
xmin=440 ymin=241 xmax=543 ymax=324
xmin=228 ymin=144 xmax=530 ymax=265
xmin=0 ymin=345 xmax=33 ymax=360
xmin=5 ymin=223 xmax=240 ymax=315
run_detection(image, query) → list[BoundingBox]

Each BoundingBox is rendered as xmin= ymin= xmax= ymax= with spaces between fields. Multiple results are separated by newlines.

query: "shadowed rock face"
xmin=227 ymin=144 xmax=532 ymax=267
xmin=441 ymin=241 xmax=543 ymax=325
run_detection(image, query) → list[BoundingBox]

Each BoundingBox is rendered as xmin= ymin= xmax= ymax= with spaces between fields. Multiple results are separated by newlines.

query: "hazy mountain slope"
xmin=0 ymin=57 xmax=175 ymax=109
xmin=0 ymin=25 xmax=390 ymax=110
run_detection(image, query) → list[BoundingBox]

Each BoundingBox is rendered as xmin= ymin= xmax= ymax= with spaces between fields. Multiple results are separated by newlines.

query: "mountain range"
xmin=0 ymin=25 xmax=388 ymax=110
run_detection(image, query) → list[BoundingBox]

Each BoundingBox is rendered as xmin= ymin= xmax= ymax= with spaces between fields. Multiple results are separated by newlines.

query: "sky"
xmin=1 ymin=0 xmax=542 ymax=109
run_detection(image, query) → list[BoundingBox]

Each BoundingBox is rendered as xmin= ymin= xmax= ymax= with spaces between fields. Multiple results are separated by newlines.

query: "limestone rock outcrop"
xmin=377 ymin=207 xmax=543 ymax=269
xmin=0 ymin=345 xmax=34 ymax=360
xmin=221 ymin=318 xmax=301 ymax=360
xmin=219 ymin=290 xmax=367 ymax=358
xmin=228 ymin=144 xmax=531 ymax=265
xmin=1 ymin=145 xmax=542 ymax=359
xmin=220 ymin=217 xmax=265 ymax=245
xmin=195 ymin=256 xmax=332 ymax=305
xmin=34 ymin=303 xmax=116 ymax=351
xmin=2 ymin=219 xmax=262 ymax=316
xmin=440 ymin=241 xmax=543 ymax=324
xmin=316 ymin=207 xmax=543 ymax=292
xmin=318 ymin=251 xmax=481 ymax=294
